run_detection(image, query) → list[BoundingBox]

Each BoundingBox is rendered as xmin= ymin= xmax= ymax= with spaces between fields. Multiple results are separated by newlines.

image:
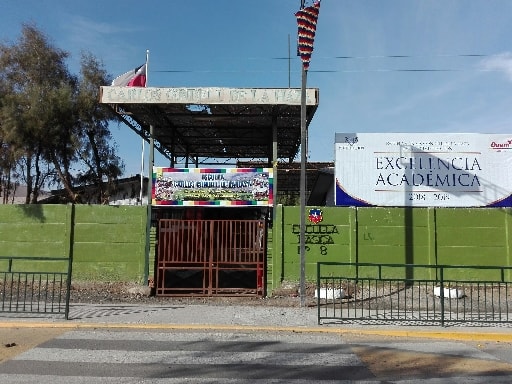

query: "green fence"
xmin=271 ymin=206 xmax=512 ymax=292
xmin=0 ymin=204 xmax=147 ymax=283
xmin=72 ymin=205 xmax=147 ymax=281
xmin=1 ymin=204 xmax=512 ymax=294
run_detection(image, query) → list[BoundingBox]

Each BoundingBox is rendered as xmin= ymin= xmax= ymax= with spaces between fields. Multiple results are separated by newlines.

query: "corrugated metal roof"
xmin=100 ymin=86 xmax=319 ymax=164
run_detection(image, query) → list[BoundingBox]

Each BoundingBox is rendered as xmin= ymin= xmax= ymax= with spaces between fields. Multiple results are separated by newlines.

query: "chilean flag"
xmin=111 ymin=63 xmax=147 ymax=87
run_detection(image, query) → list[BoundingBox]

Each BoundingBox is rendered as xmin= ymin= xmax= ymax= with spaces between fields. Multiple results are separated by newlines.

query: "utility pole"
xmin=299 ymin=0 xmax=307 ymax=307
xmin=296 ymin=0 xmax=320 ymax=307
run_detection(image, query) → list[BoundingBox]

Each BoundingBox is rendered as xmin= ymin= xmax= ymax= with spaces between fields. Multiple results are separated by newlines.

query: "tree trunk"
xmin=50 ymin=154 xmax=76 ymax=203
xmin=24 ymin=155 xmax=33 ymax=204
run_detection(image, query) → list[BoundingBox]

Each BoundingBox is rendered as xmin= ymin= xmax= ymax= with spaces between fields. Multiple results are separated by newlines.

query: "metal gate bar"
xmin=156 ymin=219 xmax=265 ymax=296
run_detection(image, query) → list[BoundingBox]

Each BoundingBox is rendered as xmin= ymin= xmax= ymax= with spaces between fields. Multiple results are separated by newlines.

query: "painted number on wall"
xmin=292 ymin=224 xmax=339 ymax=256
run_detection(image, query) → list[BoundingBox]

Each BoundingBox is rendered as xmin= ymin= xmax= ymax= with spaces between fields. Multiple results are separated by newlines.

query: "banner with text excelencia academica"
xmin=335 ymin=133 xmax=512 ymax=207
xmin=152 ymin=168 xmax=273 ymax=206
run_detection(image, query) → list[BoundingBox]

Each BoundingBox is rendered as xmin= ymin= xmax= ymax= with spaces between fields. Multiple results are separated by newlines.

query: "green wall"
xmin=0 ymin=205 xmax=71 ymax=257
xmin=0 ymin=205 xmax=71 ymax=273
xmin=72 ymin=205 xmax=147 ymax=281
xmin=1 ymin=204 xmax=512 ymax=290
xmin=0 ymin=204 xmax=147 ymax=282
xmin=270 ymin=205 xmax=512 ymax=290
xmin=272 ymin=205 xmax=355 ymax=284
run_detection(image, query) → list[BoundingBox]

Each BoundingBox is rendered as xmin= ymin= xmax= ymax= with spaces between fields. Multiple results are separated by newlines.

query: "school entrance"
xmin=155 ymin=208 xmax=268 ymax=297
xmin=100 ymin=85 xmax=319 ymax=297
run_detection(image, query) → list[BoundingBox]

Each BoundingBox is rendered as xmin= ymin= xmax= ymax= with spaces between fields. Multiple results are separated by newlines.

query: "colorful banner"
xmin=152 ymin=168 xmax=273 ymax=206
xmin=335 ymin=133 xmax=512 ymax=207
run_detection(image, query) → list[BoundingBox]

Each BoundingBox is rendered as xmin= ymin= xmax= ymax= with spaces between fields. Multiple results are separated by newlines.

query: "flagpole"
xmin=143 ymin=49 xmax=151 ymax=288
xmin=140 ymin=50 xmax=149 ymax=204
xmin=139 ymin=142 xmax=144 ymax=204
xmin=145 ymin=49 xmax=149 ymax=85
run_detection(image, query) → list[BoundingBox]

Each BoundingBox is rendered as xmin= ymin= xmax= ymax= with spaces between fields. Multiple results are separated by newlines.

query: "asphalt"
xmin=1 ymin=302 xmax=512 ymax=343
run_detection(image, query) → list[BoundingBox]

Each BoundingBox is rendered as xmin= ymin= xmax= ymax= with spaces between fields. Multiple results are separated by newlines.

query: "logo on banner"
xmin=490 ymin=139 xmax=512 ymax=152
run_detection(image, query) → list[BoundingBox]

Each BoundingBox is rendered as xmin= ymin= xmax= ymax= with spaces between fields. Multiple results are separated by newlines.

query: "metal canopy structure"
xmin=99 ymin=86 xmax=319 ymax=164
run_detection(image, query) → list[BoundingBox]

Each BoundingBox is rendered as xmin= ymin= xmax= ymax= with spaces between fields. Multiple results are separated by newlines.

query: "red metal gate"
xmin=156 ymin=219 xmax=266 ymax=296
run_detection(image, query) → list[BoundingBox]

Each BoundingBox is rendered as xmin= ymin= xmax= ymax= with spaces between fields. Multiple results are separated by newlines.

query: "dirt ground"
xmin=69 ymin=281 xmax=313 ymax=307
xmin=353 ymin=341 xmax=512 ymax=380
xmin=0 ymin=327 xmax=67 ymax=363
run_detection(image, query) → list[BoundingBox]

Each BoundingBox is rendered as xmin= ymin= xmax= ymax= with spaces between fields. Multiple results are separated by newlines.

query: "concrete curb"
xmin=1 ymin=320 xmax=512 ymax=343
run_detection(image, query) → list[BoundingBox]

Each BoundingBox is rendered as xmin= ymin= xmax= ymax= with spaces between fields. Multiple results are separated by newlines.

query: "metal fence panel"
xmin=0 ymin=257 xmax=71 ymax=319
xmin=317 ymin=262 xmax=512 ymax=327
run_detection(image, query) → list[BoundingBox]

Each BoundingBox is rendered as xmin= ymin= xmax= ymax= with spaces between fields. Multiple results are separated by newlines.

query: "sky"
xmin=3 ymin=0 xmax=512 ymax=177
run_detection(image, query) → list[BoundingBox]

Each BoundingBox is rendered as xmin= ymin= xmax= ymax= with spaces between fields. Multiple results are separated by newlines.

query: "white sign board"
xmin=335 ymin=133 xmax=512 ymax=207
xmin=99 ymin=86 xmax=318 ymax=106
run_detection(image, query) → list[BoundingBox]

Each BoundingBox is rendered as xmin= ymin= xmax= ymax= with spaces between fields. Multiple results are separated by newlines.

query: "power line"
xmin=150 ymin=53 xmax=490 ymax=63
xmin=274 ymin=53 xmax=489 ymax=60
xmin=151 ymin=52 xmax=492 ymax=74
xmin=153 ymin=68 xmax=476 ymax=74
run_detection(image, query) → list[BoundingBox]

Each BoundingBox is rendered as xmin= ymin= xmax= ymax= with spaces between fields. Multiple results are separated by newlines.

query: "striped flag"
xmin=111 ymin=63 xmax=147 ymax=87
xmin=295 ymin=1 xmax=321 ymax=71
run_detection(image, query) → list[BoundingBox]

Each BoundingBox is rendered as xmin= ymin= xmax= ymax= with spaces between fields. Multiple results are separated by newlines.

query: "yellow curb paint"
xmin=0 ymin=321 xmax=511 ymax=343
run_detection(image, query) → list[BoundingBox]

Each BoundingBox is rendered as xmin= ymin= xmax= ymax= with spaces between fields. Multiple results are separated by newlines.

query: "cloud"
xmin=380 ymin=79 xmax=458 ymax=118
xmin=58 ymin=14 xmax=146 ymax=72
xmin=63 ymin=15 xmax=140 ymax=50
xmin=480 ymin=52 xmax=512 ymax=81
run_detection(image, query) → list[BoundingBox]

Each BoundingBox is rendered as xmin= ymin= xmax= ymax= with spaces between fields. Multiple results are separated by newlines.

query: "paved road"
xmin=0 ymin=303 xmax=512 ymax=382
xmin=0 ymin=328 xmax=512 ymax=383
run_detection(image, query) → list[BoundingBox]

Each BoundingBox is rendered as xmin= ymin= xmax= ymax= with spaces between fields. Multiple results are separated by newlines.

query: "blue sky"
xmin=3 ymin=0 xmax=512 ymax=176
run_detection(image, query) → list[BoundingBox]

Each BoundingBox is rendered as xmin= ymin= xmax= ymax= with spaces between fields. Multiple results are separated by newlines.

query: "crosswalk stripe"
xmin=0 ymin=330 xmax=375 ymax=382
xmin=0 ymin=375 xmax=380 ymax=384
xmin=16 ymin=348 xmax=364 ymax=366
xmin=0 ymin=360 xmax=374 ymax=381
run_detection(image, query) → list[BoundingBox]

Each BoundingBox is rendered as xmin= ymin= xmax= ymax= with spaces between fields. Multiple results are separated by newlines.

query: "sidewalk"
xmin=2 ymin=302 xmax=512 ymax=342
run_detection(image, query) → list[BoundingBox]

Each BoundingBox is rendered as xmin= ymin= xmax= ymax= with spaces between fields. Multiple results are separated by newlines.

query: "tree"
xmin=0 ymin=24 xmax=72 ymax=203
xmin=73 ymin=52 xmax=124 ymax=204
xmin=0 ymin=24 xmax=123 ymax=204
